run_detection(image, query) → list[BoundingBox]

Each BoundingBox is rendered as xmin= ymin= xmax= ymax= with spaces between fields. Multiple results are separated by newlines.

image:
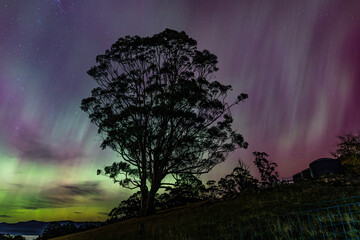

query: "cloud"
xmin=0 ymin=215 xmax=11 ymax=218
xmin=21 ymin=181 xmax=105 ymax=210
xmin=91 ymin=197 xmax=104 ymax=201
xmin=10 ymin=124 xmax=83 ymax=163
xmin=97 ymin=212 xmax=108 ymax=216
xmin=62 ymin=182 xmax=103 ymax=196
xmin=22 ymin=195 xmax=75 ymax=210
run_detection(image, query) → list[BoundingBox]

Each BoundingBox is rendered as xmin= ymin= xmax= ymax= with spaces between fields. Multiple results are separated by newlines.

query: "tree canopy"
xmin=108 ymin=174 xmax=206 ymax=221
xmin=217 ymin=159 xmax=258 ymax=199
xmin=0 ymin=234 xmax=25 ymax=240
xmin=332 ymin=131 xmax=360 ymax=175
xmin=81 ymin=29 xmax=248 ymax=216
xmin=253 ymin=152 xmax=279 ymax=186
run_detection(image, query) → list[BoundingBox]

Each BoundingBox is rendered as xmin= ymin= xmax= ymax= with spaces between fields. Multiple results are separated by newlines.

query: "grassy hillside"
xmin=51 ymin=177 xmax=360 ymax=240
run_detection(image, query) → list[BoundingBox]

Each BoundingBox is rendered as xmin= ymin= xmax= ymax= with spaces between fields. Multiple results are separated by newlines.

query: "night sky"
xmin=1 ymin=0 xmax=360 ymax=223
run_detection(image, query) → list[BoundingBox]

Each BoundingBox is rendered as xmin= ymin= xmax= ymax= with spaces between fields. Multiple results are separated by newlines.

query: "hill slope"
xmin=51 ymin=178 xmax=360 ymax=240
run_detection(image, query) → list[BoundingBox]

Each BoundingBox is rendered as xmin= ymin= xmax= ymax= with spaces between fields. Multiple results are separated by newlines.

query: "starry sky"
xmin=1 ymin=0 xmax=360 ymax=223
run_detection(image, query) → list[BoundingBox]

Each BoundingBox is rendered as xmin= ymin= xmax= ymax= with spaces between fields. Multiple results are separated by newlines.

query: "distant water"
xmin=23 ymin=235 xmax=38 ymax=240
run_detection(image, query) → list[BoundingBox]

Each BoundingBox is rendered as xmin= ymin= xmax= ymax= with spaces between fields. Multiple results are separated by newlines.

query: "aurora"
xmin=1 ymin=0 xmax=360 ymax=223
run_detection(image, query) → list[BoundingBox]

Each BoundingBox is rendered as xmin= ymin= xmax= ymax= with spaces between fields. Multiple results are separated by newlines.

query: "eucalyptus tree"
xmin=81 ymin=29 xmax=248 ymax=216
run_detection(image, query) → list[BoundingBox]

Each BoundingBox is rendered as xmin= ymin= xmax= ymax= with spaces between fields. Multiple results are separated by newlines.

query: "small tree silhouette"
xmin=332 ymin=131 xmax=360 ymax=175
xmin=37 ymin=222 xmax=62 ymax=239
xmin=159 ymin=174 xmax=206 ymax=208
xmin=204 ymin=180 xmax=219 ymax=200
xmin=217 ymin=159 xmax=258 ymax=198
xmin=0 ymin=234 xmax=25 ymax=240
xmin=13 ymin=236 xmax=26 ymax=240
xmin=108 ymin=191 xmax=142 ymax=221
xmin=253 ymin=151 xmax=279 ymax=187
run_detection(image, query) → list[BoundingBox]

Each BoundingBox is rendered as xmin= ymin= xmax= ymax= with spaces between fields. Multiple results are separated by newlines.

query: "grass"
xmin=51 ymin=177 xmax=360 ymax=240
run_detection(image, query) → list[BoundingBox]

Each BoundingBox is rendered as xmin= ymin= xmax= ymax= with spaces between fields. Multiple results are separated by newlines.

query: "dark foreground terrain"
xmin=51 ymin=176 xmax=360 ymax=240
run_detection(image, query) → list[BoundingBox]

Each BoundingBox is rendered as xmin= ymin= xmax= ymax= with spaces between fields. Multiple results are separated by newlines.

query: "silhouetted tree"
xmin=38 ymin=222 xmax=62 ymax=239
xmin=61 ymin=222 xmax=77 ymax=235
xmin=36 ymin=221 xmax=104 ymax=240
xmin=81 ymin=29 xmax=248 ymax=216
xmin=253 ymin=152 xmax=279 ymax=186
xmin=217 ymin=159 xmax=258 ymax=198
xmin=204 ymin=180 xmax=219 ymax=199
xmin=0 ymin=235 xmax=25 ymax=240
xmin=158 ymin=174 xmax=206 ymax=209
xmin=109 ymin=175 xmax=206 ymax=220
xmin=0 ymin=235 xmax=11 ymax=240
xmin=12 ymin=236 xmax=25 ymax=240
xmin=108 ymin=191 xmax=142 ymax=221
xmin=332 ymin=131 xmax=360 ymax=175
xmin=78 ymin=222 xmax=103 ymax=231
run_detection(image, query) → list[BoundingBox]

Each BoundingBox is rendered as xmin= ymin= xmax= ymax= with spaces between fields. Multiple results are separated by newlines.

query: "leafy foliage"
xmin=332 ymin=131 xmax=360 ymax=175
xmin=217 ymin=159 xmax=258 ymax=198
xmin=108 ymin=191 xmax=142 ymax=221
xmin=204 ymin=180 xmax=219 ymax=200
xmin=81 ymin=28 xmax=248 ymax=216
xmin=253 ymin=152 xmax=279 ymax=186
xmin=37 ymin=222 xmax=62 ymax=239
xmin=108 ymin=155 xmax=279 ymax=220
xmin=0 ymin=235 xmax=25 ymax=240
xmin=108 ymin=174 xmax=206 ymax=220
xmin=158 ymin=174 xmax=206 ymax=209
xmin=36 ymin=222 xmax=104 ymax=240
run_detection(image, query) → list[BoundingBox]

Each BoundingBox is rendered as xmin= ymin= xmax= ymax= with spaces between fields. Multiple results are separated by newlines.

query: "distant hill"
xmin=0 ymin=220 xmax=102 ymax=236
xmin=0 ymin=220 xmax=47 ymax=236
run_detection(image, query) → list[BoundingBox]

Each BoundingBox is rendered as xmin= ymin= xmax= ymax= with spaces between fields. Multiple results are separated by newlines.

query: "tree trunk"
xmin=139 ymin=183 xmax=160 ymax=217
xmin=146 ymin=187 xmax=157 ymax=214
xmin=139 ymin=185 xmax=149 ymax=217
